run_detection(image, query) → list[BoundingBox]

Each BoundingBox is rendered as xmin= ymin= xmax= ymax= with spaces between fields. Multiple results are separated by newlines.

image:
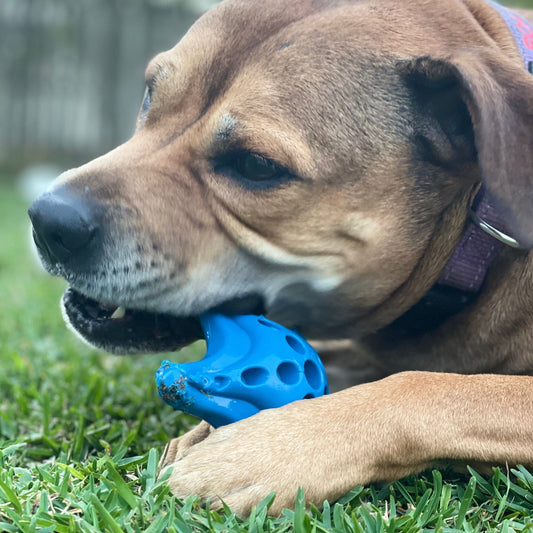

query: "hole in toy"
xmin=324 ymin=385 xmax=328 ymax=395
xmin=214 ymin=375 xmax=230 ymax=389
xmin=285 ymin=335 xmax=305 ymax=354
xmin=304 ymin=360 xmax=320 ymax=389
xmin=277 ymin=361 xmax=299 ymax=385
xmin=304 ymin=393 xmax=314 ymax=399
xmin=258 ymin=317 xmax=282 ymax=329
xmin=241 ymin=366 xmax=269 ymax=386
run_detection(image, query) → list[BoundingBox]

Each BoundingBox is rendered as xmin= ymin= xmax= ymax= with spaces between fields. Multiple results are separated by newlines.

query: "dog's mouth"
xmin=61 ymin=287 xmax=264 ymax=354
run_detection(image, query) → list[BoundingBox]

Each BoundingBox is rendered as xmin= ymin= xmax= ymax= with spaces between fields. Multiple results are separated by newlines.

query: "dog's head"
xmin=29 ymin=0 xmax=533 ymax=353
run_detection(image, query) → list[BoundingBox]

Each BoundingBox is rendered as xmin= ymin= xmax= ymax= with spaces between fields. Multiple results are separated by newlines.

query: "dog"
xmin=28 ymin=0 xmax=533 ymax=517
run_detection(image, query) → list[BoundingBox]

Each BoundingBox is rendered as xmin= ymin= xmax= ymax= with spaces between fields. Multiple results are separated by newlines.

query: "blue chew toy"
xmin=155 ymin=313 xmax=329 ymax=428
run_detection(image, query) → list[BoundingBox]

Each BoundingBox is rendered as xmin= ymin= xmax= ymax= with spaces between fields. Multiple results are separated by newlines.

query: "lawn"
xmin=1 ymin=180 xmax=532 ymax=532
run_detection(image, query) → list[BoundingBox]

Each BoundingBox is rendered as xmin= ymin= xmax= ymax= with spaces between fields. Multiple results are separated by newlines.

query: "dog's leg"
xmin=164 ymin=372 xmax=533 ymax=516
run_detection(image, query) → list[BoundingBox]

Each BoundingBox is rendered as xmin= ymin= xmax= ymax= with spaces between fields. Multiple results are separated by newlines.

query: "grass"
xmin=1 ymin=180 xmax=533 ymax=532
xmin=503 ymin=0 xmax=533 ymax=7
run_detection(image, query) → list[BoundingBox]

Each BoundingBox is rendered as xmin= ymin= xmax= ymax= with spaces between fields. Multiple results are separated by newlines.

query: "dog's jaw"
xmin=60 ymin=287 xmax=204 ymax=354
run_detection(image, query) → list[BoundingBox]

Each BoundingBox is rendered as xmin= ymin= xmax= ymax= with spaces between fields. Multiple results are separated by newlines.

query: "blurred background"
xmin=1 ymin=0 xmax=219 ymax=189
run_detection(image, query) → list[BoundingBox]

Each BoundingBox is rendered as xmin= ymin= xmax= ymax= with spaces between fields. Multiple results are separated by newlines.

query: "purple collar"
xmin=436 ymin=1 xmax=532 ymax=294
xmin=436 ymin=186 xmax=520 ymax=292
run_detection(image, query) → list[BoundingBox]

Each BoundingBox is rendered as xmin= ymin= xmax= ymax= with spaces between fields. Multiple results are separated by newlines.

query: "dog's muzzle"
xmin=27 ymin=186 xmax=203 ymax=354
xmin=28 ymin=187 xmax=264 ymax=354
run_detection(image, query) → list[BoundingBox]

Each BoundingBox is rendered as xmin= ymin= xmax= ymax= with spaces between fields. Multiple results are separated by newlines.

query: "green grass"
xmin=1 ymin=180 xmax=533 ymax=532
xmin=504 ymin=1 xmax=533 ymax=7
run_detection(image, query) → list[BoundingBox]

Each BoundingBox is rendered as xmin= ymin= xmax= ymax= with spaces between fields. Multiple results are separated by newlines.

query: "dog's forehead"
xmin=152 ymin=2 xmax=401 ymax=117
xmin=152 ymin=0 xmax=401 ymax=86
xmin=145 ymin=0 xmax=506 ymax=115
xmin=150 ymin=0 xmax=463 ymax=115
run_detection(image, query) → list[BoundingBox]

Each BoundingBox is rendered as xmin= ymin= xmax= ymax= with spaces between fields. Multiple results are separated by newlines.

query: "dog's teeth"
xmin=111 ymin=306 xmax=126 ymax=319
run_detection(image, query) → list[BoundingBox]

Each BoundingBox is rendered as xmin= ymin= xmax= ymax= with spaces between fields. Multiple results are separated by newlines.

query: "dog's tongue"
xmin=156 ymin=313 xmax=329 ymax=428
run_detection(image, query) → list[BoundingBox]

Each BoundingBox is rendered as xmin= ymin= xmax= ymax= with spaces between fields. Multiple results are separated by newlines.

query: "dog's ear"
xmin=400 ymin=49 xmax=533 ymax=247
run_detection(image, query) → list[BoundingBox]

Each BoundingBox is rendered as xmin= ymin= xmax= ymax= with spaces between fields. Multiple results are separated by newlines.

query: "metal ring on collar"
xmin=469 ymin=210 xmax=522 ymax=249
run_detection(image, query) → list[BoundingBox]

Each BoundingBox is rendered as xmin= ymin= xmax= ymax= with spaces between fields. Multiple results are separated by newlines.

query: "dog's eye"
xmin=236 ymin=153 xmax=283 ymax=181
xmin=216 ymin=152 xmax=291 ymax=187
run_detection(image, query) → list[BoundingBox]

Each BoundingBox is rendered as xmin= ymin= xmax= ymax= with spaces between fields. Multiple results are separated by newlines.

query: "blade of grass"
xmin=456 ymin=476 xmax=477 ymax=527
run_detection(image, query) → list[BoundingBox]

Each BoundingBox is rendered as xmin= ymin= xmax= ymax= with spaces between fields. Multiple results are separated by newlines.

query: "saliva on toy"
xmin=155 ymin=313 xmax=329 ymax=428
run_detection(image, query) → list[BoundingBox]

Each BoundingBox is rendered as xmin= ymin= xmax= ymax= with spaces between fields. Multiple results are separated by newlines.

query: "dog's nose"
xmin=28 ymin=189 xmax=98 ymax=265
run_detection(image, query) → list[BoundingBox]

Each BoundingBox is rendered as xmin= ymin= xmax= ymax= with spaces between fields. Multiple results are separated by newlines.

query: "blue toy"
xmin=155 ymin=313 xmax=329 ymax=428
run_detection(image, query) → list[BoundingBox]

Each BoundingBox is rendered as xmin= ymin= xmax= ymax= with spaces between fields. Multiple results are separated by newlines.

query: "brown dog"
xmin=29 ymin=0 xmax=533 ymax=516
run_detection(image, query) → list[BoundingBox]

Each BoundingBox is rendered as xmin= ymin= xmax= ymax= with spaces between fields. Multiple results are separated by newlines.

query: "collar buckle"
xmin=469 ymin=209 xmax=523 ymax=249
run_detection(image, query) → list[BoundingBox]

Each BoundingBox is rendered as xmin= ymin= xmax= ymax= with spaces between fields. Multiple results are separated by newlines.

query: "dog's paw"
xmin=164 ymin=394 xmax=375 ymax=516
xmin=159 ymin=421 xmax=215 ymax=475
xmin=162 ymin=374 xmax=431 ymax=517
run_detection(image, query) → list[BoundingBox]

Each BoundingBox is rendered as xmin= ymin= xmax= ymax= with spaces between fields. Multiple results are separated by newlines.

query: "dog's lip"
xmin=61 ymin=287 xmax=264 ymax=354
